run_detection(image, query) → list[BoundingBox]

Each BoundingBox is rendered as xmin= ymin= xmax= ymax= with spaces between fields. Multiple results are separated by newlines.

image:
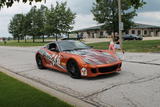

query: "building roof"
xmin=132 ymin=23 xmax=160 ymax=29
xmin=73 ymin=23 xmax=160 ymax=32
xmin=73 ymin=25 xmax=101 ymax=32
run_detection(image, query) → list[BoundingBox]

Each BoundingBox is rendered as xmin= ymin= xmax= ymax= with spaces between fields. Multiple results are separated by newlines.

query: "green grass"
xmin=0 ymin=41 xmax=47 ymax=47
xmin=88 ymin=40 xmax=160 ymax=52
xmin=0 ymin=39 xmax=160 ymax=52
xmin=0 ymin=72 xmax=72 ymax=107
xmin=123 ymin=40 xmax=160 ymax=52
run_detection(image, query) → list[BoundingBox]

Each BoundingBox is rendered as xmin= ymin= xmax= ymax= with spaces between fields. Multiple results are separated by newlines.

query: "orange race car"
xmin=36 ymin=40 xmax=122 ymax=79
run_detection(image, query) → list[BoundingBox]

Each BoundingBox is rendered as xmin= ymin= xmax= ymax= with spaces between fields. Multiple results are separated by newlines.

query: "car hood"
xmin=69 ymin=49 xmax=118 ymax=65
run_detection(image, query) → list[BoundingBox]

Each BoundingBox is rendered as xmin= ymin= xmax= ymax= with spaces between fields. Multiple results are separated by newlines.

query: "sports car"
xmin=36 ymin=40 xmax=122 ymax=78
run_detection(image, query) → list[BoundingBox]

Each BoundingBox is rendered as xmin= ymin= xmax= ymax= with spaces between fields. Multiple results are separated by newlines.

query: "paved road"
xmin=0 ymin=46 xmax=160 ymax=107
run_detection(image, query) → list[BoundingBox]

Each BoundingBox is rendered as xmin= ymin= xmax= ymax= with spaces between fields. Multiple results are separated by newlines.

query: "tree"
xmin=45 ymin=2 xmax=76 ymax=41
xmin=26 ymin=6 xmax=46 ymax=42
xmin=39 ymin=5 xmax=48 ymax=42
xmin=54 ymin=2 xmax=76 ymax=35
xmin=8 ymin=19 xmax=18 ymax=40
xmin=91 ymin=0 xmax=145 ymax=39
xmin=9 ymin=14 xmax=25 ymax=42
xmin=44 ymin=5 xmax=57 ymax=39
xmin=8 ymin=2 xmax=75 ymax=42
xmin=0 ymin=0 xmax=43 ymax=8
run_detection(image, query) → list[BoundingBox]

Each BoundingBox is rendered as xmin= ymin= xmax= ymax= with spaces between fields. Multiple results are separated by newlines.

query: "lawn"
xmin=88 ymin=40 xmax=160 ymax=52
xmin=0 ymin=39 xmax=53 ymax=47
xmin=0 ymin=41 xmax=47 ymax=47
xmin=0 ymin=39 xmax=160 ymax=52
xmin=0 ymin=72 xmax=72 ymax=107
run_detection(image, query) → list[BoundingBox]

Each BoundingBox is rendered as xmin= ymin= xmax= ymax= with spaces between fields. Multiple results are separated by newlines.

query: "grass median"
xmin=0 ymin=41 xmax=47 ymax=47
xmin=0 ymin=72 xmax=72 ymax=107
xmin=88 ymin=40 xmax=160 ymax=52
xmin=0 ymin=39 xmax=160 ymax=52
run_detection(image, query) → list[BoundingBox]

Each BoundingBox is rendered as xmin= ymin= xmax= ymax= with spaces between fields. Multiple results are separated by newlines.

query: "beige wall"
xmin=129 ymin=28 xmax=160 ymax=37
xmin=79 ymin=30 xmax=109 ymax=38
xmin=76 ymin=28 xmax=160 ymax=38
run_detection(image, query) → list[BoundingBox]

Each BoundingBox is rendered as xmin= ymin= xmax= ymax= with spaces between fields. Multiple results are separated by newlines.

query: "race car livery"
xmin=36 ymin=40 xmax=122 ymax=78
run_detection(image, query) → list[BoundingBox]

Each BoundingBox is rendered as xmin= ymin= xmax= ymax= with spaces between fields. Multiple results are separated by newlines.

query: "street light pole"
xmin=118 ymin=0 xmax=123 ymax=51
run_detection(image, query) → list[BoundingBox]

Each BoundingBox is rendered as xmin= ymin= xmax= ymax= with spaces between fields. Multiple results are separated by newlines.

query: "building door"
xmin=138 ymin=30 xmax=141 ymax=35
xmin=100 ymin=31 xmax=103 ymax=38
xmin=92 ymin=33 xmax=94 ymax=38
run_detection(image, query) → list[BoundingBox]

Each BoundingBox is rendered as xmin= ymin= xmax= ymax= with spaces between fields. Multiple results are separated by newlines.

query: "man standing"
xmin=3 ymin=38 xmax=7 ymax=45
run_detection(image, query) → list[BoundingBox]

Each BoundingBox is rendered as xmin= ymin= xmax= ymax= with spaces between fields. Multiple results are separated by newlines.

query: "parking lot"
xmin=0 ymin=46 xmax=160 ymax=107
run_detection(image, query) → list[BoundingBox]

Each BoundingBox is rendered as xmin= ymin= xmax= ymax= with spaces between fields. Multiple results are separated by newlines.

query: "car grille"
xmin=91 ymin=68 xmax=97 ymax=73
xmin=98 ymin=64 xmax=119 ymax=73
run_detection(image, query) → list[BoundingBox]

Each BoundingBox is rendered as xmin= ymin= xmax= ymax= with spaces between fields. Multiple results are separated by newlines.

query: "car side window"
xmin=48 ymin=43 xmax=59 ymax=52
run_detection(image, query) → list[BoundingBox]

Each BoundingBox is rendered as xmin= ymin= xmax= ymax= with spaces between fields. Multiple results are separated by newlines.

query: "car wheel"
xmin=67 ymin=60 xmax=81 ymax=79
xmin=36 ymin=54 xmax=45 ymax=69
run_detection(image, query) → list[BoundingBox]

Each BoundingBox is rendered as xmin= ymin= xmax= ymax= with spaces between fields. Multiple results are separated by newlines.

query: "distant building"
xmin=73 ymin=25 xmax=106 ymax=38
xmin=73 ymin=23 xmax=160 ymax=38
xmin=129 ymin=23 xmax=160 ymax=37
xmin=0 ymin=38 xmax=3 ymax=42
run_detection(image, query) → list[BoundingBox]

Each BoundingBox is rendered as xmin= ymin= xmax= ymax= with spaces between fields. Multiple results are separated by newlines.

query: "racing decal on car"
xmin=38 ymin=50 xmax=65 ymax=69
xmin=68 ymin=49 xmax=117 ymax=65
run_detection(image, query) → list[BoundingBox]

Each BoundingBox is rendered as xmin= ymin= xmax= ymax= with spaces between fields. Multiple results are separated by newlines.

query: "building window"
xmin=144 ymin=30 xmax=147 ymax=35
xmin=100 ymin=31 xmax=103 ymax=35
xmin=87 ymin=32 xmax=91 ymax=38
xmin=132 ymin=30 xmax=135 ymax=34
xmin=92 ymin=33 xmax=95 ymax=38
xmin=138 ymin=30 xmax=141 ymax=35
xmin=156 ymin=31 xmax=159 ymax=36
xmin=126 ymin=31 xmax=129 ymax=34
xmin=100 ymin=31 xmax=103 ymax=38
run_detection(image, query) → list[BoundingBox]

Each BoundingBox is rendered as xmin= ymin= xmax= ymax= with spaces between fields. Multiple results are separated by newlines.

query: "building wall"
xmin=79 ymin=30 xmax=109 ymax=38
xmin=129 ymin=28 xmax=160 ymax=37
xmin=76 ymin=27 xmax=160 ymax=38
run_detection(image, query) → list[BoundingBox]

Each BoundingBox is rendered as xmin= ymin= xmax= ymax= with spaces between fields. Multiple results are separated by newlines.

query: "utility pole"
xmin=118 ymin=0 xmax=123 ymax=50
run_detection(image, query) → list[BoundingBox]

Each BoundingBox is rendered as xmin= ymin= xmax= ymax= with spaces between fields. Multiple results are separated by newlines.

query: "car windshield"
xmin=58 ymin=40 xmax=90 ymax=51
xmin=124 ymin=34 xmax=130 ymax=37
xmin=131 ymin=34 xmax=138 ymax=37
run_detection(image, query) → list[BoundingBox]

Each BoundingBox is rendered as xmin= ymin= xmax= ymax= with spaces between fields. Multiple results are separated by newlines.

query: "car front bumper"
xmin=80 ymin=61 xmax=122 ymax=77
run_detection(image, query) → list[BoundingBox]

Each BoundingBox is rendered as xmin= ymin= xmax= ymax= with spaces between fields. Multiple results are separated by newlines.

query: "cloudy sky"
xmin=0 ymin=0 xmax=160 ymax=37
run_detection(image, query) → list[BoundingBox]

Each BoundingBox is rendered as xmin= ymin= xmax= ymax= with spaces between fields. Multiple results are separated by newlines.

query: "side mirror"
xmin=50 ymin=48 xmax=59 ymax=52
xmin=50 ymin=48 xmax=56 ymax=51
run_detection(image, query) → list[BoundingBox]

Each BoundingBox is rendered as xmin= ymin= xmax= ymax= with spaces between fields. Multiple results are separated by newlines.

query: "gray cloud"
xmin=0 ymin=0 xmax=95 ymax=37
xmin=67 ymin=0 xmax=95 ymax=15
xmin=138 ymin=0 xmax=160 ymax=12
xmin=1 ymin=0 xmax=160 ymax=37
xmin=134 ymin=12 xmax=160 ymax=26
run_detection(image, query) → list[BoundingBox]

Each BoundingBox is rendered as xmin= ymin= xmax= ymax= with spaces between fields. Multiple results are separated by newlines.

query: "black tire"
xmin=36 ymin=54 xmax=45 ymax=69
xmin=67 ymin=60 xmax=81 ymax=79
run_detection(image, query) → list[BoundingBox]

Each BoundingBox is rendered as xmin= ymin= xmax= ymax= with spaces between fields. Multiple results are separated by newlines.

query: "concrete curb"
xmin=0 ymin=66 xmax=95 ymax=107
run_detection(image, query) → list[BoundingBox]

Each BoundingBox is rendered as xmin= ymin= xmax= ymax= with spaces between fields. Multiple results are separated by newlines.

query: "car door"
xmin=45 ymin=43 xmax=64 ymax=71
